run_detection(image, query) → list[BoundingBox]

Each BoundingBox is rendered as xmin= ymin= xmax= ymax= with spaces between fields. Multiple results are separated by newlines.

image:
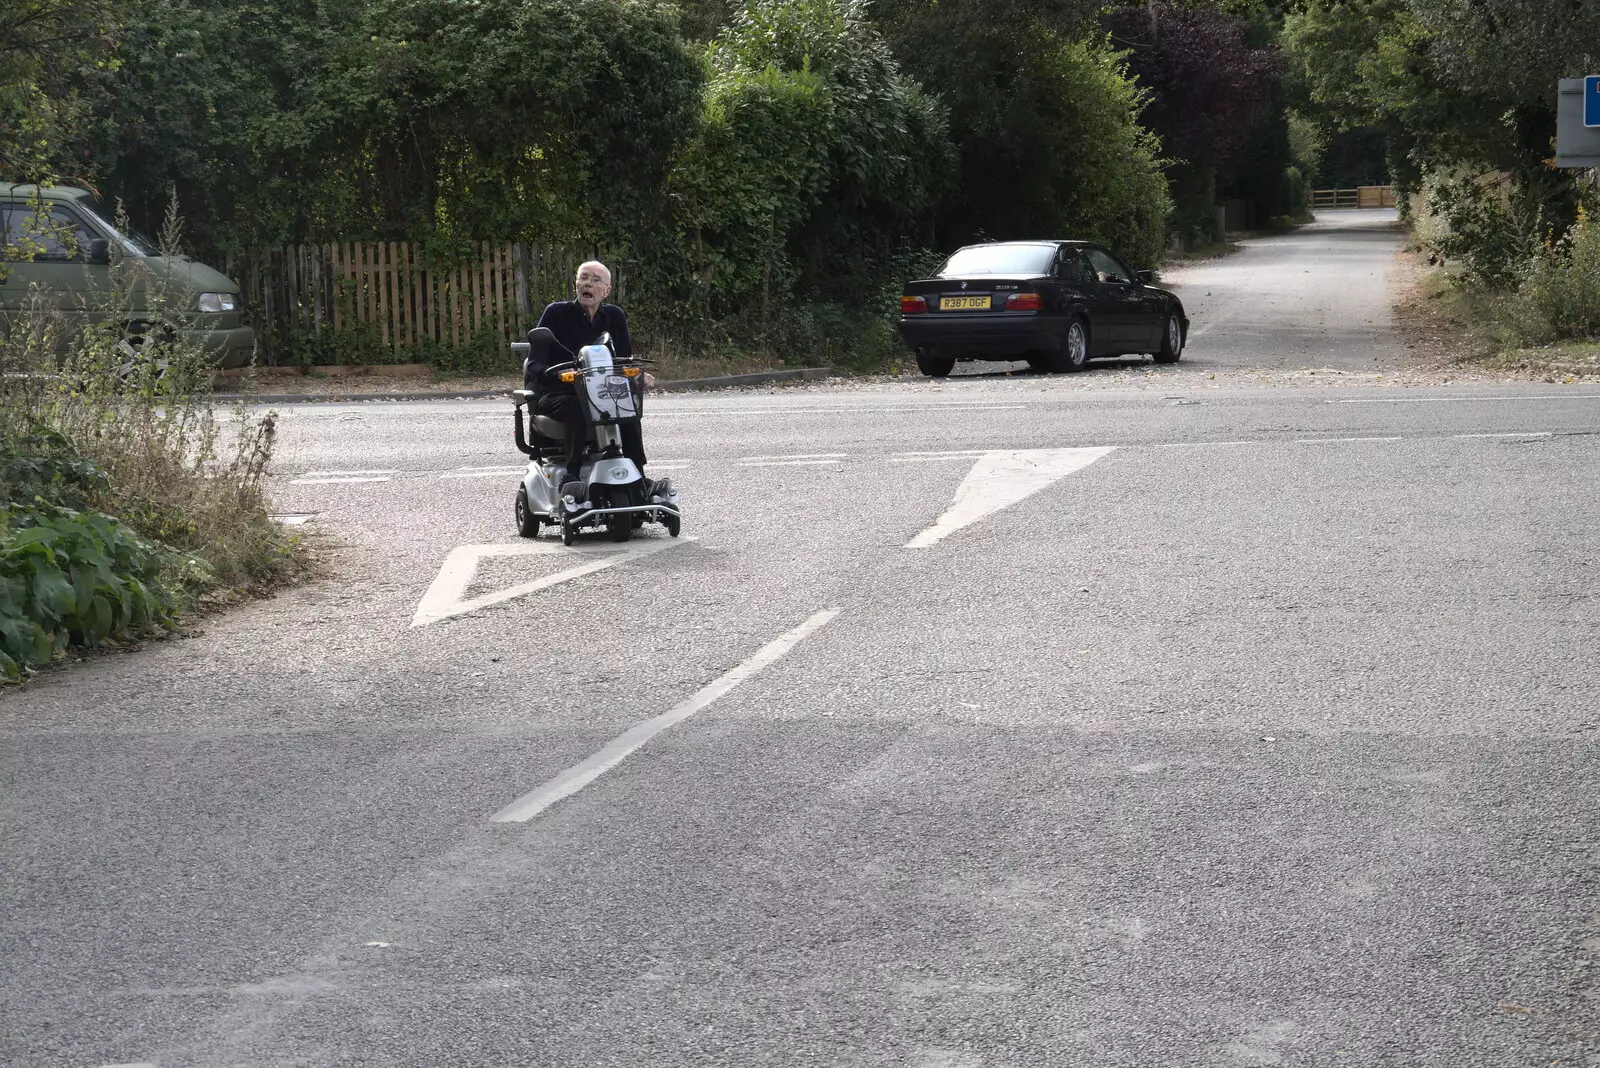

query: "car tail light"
xmin=1004 ymin=292 xmax=1043 ymax=311
xmin=900 ymin=295 xmax=928 ymax=314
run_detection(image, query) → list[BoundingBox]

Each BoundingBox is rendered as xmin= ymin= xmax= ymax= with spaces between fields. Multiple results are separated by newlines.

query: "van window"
xmin=74 ymin=198 xmax=158 ymax=256
xmin=0 ymin=204 xmax=101 ymax=262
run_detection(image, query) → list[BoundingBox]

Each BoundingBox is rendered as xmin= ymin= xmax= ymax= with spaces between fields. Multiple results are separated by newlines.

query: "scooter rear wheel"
xmin=515 ymin=487 xmax=540 ymax=538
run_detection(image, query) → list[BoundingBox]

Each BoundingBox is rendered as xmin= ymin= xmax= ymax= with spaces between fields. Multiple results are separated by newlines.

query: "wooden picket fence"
xmin=227 ymin=241 xmax=612 ymax=362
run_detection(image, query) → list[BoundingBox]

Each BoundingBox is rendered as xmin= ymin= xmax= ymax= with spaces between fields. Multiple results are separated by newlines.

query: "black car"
xmin=897 ymin=240 xmax=1189 ymax=377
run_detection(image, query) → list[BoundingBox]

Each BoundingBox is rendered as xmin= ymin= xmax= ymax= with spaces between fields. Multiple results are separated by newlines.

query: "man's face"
xmin=575 ymin=263 xmax=611 ymax=312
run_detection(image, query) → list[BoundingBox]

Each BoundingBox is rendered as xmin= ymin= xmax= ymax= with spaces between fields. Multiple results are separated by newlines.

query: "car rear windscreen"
xmin=939 ymin=244 xmax=1055 ymax=277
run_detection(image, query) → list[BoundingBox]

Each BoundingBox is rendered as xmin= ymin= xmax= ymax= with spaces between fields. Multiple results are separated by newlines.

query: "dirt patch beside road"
xmin=1391 ymin=250 xmax=1600 ymax=385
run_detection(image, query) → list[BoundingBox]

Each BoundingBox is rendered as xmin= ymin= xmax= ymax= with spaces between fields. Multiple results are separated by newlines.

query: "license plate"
xmin=940 ymin=295 xmax=991 ymax=311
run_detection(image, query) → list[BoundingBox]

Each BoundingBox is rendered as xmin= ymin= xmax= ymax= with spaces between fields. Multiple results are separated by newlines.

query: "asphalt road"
xmin=4 ymin=211 xmax=1599 ymax=1067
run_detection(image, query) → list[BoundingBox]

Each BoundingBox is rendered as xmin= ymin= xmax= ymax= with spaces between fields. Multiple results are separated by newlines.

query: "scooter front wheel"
xmin=561 ymin=514 xmax=576 ymax=546
xmin=663 ymin=512 xmax=681 ymax=538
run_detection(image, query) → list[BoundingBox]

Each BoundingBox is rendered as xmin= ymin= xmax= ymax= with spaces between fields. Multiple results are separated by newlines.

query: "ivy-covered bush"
xmin=0 ymin=431 xmax=185 ymax=678
xmin=0 ymin=501 xmax=179 ymax=678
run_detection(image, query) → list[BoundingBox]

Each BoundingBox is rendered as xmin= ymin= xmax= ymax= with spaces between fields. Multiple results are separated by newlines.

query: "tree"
xmin=877 ymin=0 xmax=1170 ymax=266
xmin=88 ymin=0 xmax=705 ymax=256
xmin=1282 ymin=0 xmax=1591 ymax=282
xmin=1105 ymin=0 xmax=1281 ymax=240
xmin=660 ymin=0 xmax=953 ymax=315
xmin=0 ymin=0 xmax=118 ymax=183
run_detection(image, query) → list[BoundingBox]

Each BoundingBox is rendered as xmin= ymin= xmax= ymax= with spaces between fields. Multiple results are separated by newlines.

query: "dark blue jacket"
xmin=531 ymin=300 xmax=633 ymax=393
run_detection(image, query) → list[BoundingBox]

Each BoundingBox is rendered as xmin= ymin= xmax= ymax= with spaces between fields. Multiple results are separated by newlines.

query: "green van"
xmin=0 ymin=183 xmax=254 ymax=367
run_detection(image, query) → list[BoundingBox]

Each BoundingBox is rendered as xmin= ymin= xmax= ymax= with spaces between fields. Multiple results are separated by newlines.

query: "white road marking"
xmin=906 ymin=447 xmax=1117 ymax=550
xmin=888 ymin=455 xmax=984 ymax=463
xmin=489 ymin=608 xmax=841 ymax=823
xmin=1453 ymin=432 xmax=1554 ymax=439
xmin=99 ymin=1063 xmax=157 ymax=1067
xmin=412 ymin=539 xmax=691 ymax=627
xmin=736 ymin=459 xmax=844 ymax=468
xmin=1150 ymin=440 xmax=1261 ymax=448
xmin=268 ymin=513 xmax=317 ymax=525
xmin=893 ymin=450 xmax=992 ymax=457
xmin=438 ymin=470 xmax=519 ymax=480
xmin=290 ymin=476 xmax=393 ymax=485
xmin=738 ymin=453 xmax=848 ymax=461
xmin=300 ymin=469 xmax=397 ymax=476
xmin=1331 ymin=394 xmax=1600 ymax=404
xmin=1293 ymin=436 xmax=1402 ymax=444
xmin=653 ymin=404 xmax=1026 ymax=417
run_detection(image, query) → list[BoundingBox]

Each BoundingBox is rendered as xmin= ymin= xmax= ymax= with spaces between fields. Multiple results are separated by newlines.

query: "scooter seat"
xmin=531 ymin=414 xmax=567 ymax=439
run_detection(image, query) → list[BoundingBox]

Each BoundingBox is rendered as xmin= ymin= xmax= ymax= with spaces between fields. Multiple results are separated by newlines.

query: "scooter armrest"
xmin=512 ymin=389 xmax=535 ymax=407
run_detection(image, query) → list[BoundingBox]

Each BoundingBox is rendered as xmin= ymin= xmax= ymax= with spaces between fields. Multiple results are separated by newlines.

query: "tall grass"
xmin=1 ymin=201 xmax=305 ymax=675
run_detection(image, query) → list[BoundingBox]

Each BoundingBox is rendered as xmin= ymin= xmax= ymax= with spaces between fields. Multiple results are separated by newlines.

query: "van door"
xmin=0 ymin=202 xmax=113 ymax=325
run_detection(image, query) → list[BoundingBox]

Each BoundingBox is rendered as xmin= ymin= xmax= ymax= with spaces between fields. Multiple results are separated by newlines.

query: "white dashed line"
xmin=490 ymin=609 xmax=841 ymax=823
xmin=1150 ymin=440 xmax=1262 ymax=448
xmin=299 ymin=469 xmax=397 ymax=476
xmin=290 ymin=476 xmax=393 ymax=485
xmin=1453 ymin=432 xmax=1554 ymax=439
xmin=1330 ymin=394 xmax=1600 ymax=404
xmin=1293 ymin=437 xmax=1403 ymax=444
xmin=737 ymin=453 xmax=848 ymax=462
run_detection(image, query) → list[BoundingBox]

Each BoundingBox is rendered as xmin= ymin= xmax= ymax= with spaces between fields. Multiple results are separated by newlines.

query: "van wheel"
xmin=916 ymin=353 xmax=955 ymax=378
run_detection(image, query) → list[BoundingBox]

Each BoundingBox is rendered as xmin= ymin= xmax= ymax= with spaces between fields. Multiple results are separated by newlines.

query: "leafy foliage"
xmin=87 ymin=0 xmax=705 ymax=257
xmin=0 ymin=496 xmax=177 ymax=678
xmin=0 ymin=0 xmax=118 ymax=182
xmin=659 ymin=0 xmax=951 ymax=319
xmin=879 ymin=3 xmax=1170 ymax=266
xmin=1508 ymin=208 xmax=1600 ymax=344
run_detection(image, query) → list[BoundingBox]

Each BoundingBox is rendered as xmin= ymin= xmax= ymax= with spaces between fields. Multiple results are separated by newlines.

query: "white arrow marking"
xmin=905 ymin=447 xmax=1116 ymax=550
xmin=412 ymin=538 xmax=691 ymax=627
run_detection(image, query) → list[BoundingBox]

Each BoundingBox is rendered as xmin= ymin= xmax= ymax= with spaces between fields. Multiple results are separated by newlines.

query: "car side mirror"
xmin=86 ymin=238 xmax=111 ymax=265
xmin=1136 ymin=269 xmax=1153 ymax=284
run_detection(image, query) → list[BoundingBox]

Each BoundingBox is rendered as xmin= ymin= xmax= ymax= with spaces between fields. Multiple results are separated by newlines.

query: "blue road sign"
xmin=1588 ymin=75 xmax=1600 ymax=127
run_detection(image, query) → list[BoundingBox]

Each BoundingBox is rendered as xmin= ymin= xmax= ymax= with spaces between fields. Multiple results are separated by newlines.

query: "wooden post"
xmin=513 ymin=243 xmax=529 ymax=337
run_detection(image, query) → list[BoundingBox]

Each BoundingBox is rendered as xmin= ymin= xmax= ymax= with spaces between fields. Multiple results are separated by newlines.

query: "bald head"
xmin=575 ymin=260 xmax=612 ymax=318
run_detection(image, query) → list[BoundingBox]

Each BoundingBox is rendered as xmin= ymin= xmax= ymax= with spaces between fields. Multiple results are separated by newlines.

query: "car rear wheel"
xmin=1048 ymin=318 xmax=1089 ymax=373
xmin=916 ymin=352 xmax=955 ymax=378
xmin=1154 ymin=313 xmax=1184 ymax=364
